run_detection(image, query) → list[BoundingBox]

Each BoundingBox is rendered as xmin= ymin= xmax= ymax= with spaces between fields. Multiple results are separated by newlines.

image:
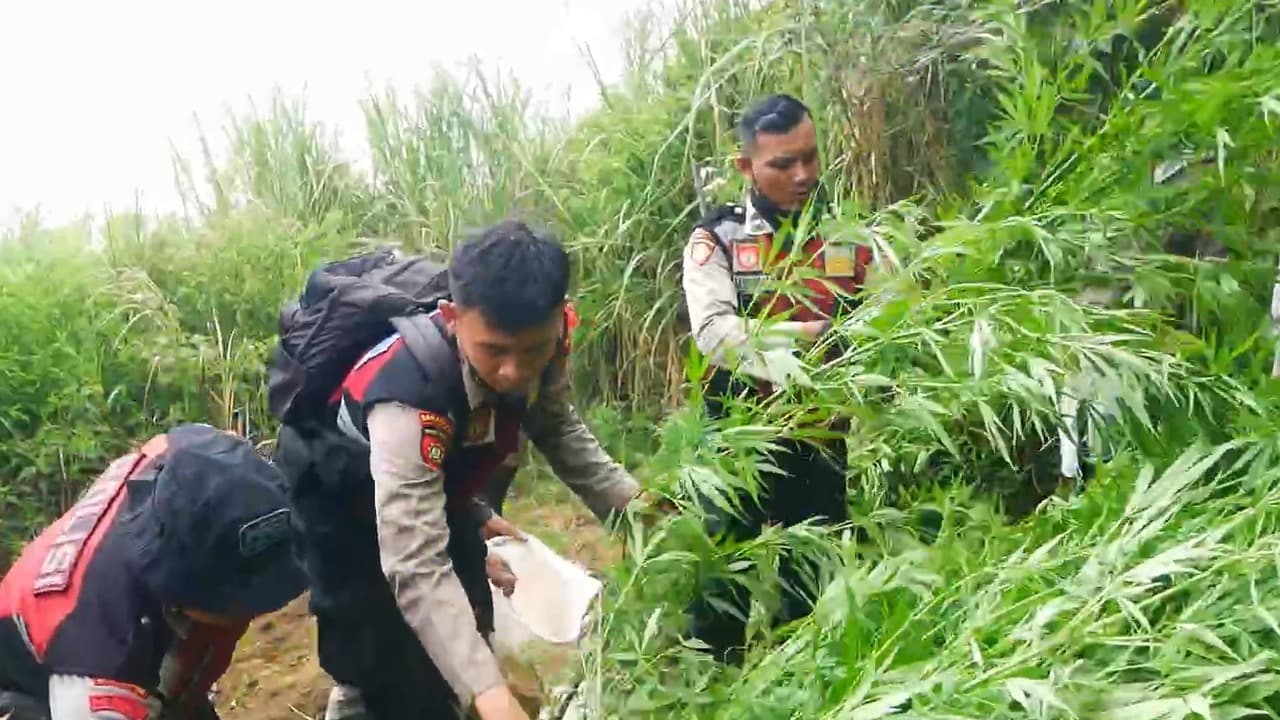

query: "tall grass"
xmin=1 ymin=0 xmax=1279 ymax=715
xmin=569 ymin=0 xmax=1280 ymax=716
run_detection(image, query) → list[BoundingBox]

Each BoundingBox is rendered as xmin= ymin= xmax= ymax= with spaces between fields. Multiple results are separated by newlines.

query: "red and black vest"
xmin=280 ymin=307 xmax=576 ymax=615
xmin=695 ymin=199 xmax=872 ymax=406
xmin=697 ymin=201 xmax=872 ymax=324
xmin=330 ymin=313 xmax=524 ymax=508
xmin=0 ymin=435 xmax=243 ymax=714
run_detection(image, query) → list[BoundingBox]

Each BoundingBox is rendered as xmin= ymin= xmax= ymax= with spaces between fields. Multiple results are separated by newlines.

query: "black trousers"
xmin=276 ymin=425 xmax=494 ymax=720
xmin=689 ymin=373 xmax=849 ymax=664
xmin=311 ymin=518 xmax=493 ymax=720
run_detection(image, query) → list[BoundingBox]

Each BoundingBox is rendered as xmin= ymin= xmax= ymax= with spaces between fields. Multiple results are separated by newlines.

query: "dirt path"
xmin=216 ymin=487 xmax=620 ymax=719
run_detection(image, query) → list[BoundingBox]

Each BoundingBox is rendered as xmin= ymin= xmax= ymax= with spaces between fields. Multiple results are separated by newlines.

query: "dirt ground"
xmin=216 ymin=488 xmax=621 ymax=719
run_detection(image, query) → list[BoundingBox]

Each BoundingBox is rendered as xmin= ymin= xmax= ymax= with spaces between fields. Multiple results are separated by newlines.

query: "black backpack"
xmin=266 ymin=247 xmax=458 ymax=428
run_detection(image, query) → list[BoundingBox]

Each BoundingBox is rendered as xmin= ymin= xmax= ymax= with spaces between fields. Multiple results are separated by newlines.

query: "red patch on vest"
xmin=733 ymin=241 xmax=762 ymax=272
xmin=89 ymin=692 xmax=150 ymax=720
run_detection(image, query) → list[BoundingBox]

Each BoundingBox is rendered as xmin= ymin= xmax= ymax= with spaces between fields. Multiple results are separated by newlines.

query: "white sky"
xmin=0 ymin=0 xmax=658 ymax=231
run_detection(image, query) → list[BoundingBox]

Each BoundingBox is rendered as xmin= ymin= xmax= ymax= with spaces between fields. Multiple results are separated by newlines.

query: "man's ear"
xmin=438 ymin=300 xmax=457 ymax=331
xmin=734 ymin=154 xmax=753 ymax=179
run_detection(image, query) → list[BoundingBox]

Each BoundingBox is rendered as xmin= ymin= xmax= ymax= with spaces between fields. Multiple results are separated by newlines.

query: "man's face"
xmin=736 ymin=115 xmax=820 ymax=212
xmin=440 ymin=301 xmax=563 ymax=399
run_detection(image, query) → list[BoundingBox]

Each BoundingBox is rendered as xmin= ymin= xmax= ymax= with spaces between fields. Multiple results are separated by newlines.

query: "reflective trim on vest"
xmin=0 ymin=437 xmax=167 ymax=661
xmin=337 ymin=334 xmax=406 ymax=405
xmin=31 ymin=454 xmax=137 ymax=596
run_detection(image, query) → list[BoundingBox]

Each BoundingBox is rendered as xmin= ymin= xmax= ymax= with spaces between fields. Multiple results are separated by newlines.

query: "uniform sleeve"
xmin=48 ymin=675 xmax=161 ymax=720
xmin=365 ymin=401 xmax=505 ymax=705
xmin=681 ymin=228 xmax=812 ymax=381
xmin=524 ymin=354 xmax=641 ymax=522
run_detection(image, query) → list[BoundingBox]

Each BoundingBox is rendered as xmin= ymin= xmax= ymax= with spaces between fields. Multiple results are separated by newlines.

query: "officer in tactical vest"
xmin=273 ymin=221 xmax=642 ymax=720
xmin=0 ymin=423 xmax=305 ymax=720
xmin=681 ymin=93 xmax=874 ymax=663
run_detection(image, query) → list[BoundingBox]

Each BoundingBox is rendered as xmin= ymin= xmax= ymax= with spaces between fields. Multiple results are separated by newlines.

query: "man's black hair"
xmin=448 ymin=220 xmax=570 ymax=333
xmin=737 ymin=93 xmax=812 ymax=151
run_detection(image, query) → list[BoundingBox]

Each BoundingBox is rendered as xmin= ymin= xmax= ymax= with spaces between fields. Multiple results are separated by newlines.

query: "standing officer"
xmin=681 ymin=93 xmax=874 ymax=663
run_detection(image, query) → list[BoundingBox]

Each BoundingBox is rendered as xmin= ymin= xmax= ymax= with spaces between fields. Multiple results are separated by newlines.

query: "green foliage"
xmin=2 ymin=0 xmax=1279 ymax=715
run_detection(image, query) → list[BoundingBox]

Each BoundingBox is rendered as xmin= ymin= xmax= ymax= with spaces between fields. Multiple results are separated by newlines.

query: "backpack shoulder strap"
xmin=694 ymin=203 xmax=746 ymax=253
xmin=391 ymin=313 xmax=471 ymax=426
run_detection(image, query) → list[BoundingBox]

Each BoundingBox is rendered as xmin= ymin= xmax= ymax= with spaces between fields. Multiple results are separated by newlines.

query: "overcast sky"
xmin=0 ymin=0 xmax=658 ymax=231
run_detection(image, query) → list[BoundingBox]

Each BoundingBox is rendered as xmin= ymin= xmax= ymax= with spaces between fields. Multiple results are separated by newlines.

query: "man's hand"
xmin=632 ymin=489 xmax=677 ymax=514
xmin=474 ymin=685 xmax=533 ymax=720
xmin=627 ymin=489 xmax=678 ymax=528
xmin=486 ymin=554 xmax=517 ymax=596
xmin=800 ymin=319 xmax=833 ymax=342
xmin=482 ymin=514 xmax=525 ymax=541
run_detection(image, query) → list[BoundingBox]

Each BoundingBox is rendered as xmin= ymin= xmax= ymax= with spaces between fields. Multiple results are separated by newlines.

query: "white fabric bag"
xmin=487 ymin=534 xmax=603 ymax=656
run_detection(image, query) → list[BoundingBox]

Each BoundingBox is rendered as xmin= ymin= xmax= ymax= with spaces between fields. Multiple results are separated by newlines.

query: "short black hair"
xmin=737 ymin=93 xmax=812 ymax=150
xmin=448 ymin=220 xmax=570 ymax=333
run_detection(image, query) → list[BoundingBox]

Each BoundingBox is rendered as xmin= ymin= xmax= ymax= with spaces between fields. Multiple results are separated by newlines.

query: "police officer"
xmin=273 ymin=221 xmax=642 ymax=720
xmin=0 ymin=423 xmax=306 ymax=720
xmin=681 ymin=93 xmax=874 ymax=663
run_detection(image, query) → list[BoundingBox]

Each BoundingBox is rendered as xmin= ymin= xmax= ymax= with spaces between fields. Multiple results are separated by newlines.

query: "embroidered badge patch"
xmin=823 ymin=243 xmax=856 ymax=277
xmin=688 ymin=230 xmax=718 ymax=266
xmin=418 ymin=411 xmax=453 ymax=438
xmin=732 ymin=240 xmax=762 ymax=273
xmin=418 ymin=411 xmax=454 ymax=471
xmin=421 ymin=439 xmax=446 ymax=470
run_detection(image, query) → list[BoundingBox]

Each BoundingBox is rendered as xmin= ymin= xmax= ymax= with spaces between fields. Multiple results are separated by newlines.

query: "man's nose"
xmin=497 ymin=358 xmax=526 ymax=387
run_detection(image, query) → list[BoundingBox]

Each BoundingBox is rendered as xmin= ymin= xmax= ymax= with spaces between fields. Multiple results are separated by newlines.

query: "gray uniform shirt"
xmin=681 ymin=196 xmax=818 ymax=385
xmin=366 ymin=340 xmax=639 ymax=706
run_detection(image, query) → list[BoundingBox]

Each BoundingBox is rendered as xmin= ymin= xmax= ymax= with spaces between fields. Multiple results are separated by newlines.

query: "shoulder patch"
xmin=687 ymin=229 xmax=719 ymax=266
xmin=418 ymin=411 xmax=454 ymax=471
